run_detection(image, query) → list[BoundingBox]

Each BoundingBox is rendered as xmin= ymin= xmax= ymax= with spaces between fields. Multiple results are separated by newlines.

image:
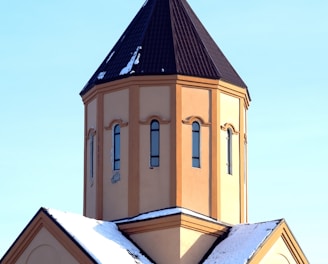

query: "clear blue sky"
xmin=0 ymin=1 xmax=327 ymax=263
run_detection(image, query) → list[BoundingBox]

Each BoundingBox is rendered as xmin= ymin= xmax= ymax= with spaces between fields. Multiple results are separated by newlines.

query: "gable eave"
xmin=0 ymin=208 xmax=95 ymax=264
xmin=249 ymin=219 xmax=309 ymax=264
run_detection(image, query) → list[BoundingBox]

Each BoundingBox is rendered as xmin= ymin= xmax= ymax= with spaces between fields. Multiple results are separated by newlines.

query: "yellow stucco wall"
xmin=181 ymin=87 xmax=210 ymax=216
xmin=82 ymin=77 xmax=249 ymax=224
xmin=85 ymin=98 xmax=97 ymax=218
xmin=130 ymin=226 xmax=217 ymax=264
xmin=15 ymin=227 xmax=79 ymax=264
xmin=180 ymin=227 xmax=217 ymax=264
xmin=103 ymin=89 xmax=129 ymax=220
xmin=131 ymin=227 xmax=180 ymax=264
xmin=219 ymin=92 xmax=241 ymax=224
xmin=139 ymin=86 xmax=171 ymax=213
xmin=260 ymin=237 xmax=298 ymax=264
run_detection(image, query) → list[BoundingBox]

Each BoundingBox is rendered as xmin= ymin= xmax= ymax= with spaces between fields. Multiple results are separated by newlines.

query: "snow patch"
xmin=46 ymin=208 xmax=152 ymax=264
xmin=120 ymin=46 xmax=142 ymax=76
xmin=97 ymin=71 xmax=106 ymax=80
xmin=143 ymin=0 xmax=149 ymax=7
xmin=106 ymin=51 xmax=115 ymax=64
xmin=203 ymin=220 xmax=280 ymax=264
xmin=115 ymin=207 xmax=222 ymax=224
xmin=134 ymin=53 xmax=141 ymax=65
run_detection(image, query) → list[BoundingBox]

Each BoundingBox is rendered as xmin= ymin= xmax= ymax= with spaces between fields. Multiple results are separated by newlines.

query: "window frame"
xmin=192 ymin=121 xmax=200 ymax=168
xmin=150 ymin=120 xmax=160 ymax=168
xmin=227 ymin=128 xmax=233 ymax=174
xmin=113 ymin=124 xmax=120 ymax=171
xmin=89 ymin=132 xmax=95 ymax=179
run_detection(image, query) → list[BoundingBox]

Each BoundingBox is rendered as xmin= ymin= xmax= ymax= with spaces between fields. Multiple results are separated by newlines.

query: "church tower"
xmin=80 ymin=0 xmax=250 ymax=229
xmin=0 ymin=2 xmax=311 ymax=264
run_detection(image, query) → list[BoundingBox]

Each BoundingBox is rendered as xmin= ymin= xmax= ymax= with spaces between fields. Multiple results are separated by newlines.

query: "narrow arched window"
xmin=227 ymin=128 xmax=232 ymax=174
xmin=192 ymin=122 xmax=200 ymax=168
xmin=150 ymin=120 xmax=160 ymax=167
xmin=89 ymin=132 xmax=95 ymax=179
xmin=113 ymin=124 xmax=120 ymax=170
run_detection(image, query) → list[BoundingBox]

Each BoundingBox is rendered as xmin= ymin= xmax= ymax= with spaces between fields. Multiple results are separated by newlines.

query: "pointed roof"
xmin=80 ymin=0 xmax=247 ymax=96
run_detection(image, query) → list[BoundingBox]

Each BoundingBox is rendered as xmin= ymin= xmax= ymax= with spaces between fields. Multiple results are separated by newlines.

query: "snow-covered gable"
xmin=46 ymin=208 xmax=153 ymax=264
xmin=203 ymin=219 xmax=281 ymax=264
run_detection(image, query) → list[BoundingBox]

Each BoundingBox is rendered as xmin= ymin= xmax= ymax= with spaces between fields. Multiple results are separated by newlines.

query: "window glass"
xmin=114 ymin=125 xmax=120 ymax=170
xmin=150 ymin=120 xmax=160 ymax=167
xmin=89 ymin=133 xmax=94 ymax=178
xmin=192 ymin=122 xmax=200 ymax=168
xmin=227 ymin=128 xmax=232 ymax=174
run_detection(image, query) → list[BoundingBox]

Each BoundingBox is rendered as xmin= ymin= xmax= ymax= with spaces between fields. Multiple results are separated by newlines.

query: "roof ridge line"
xmin=179 ymin=0 xmax=223 ymax=78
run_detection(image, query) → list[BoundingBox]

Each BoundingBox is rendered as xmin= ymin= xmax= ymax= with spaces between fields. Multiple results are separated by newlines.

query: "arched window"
xmin=89 ymin=132 xmax=95 ymax=179
xmin=192 ymin=122 xmax=200 ymax=168
xmin=113 ymin=124 xmax=120 ymax=170
xmin=150 ymin=120 xmax=160 ymax=167
xmin=227 ymin=128 xmax=232 ymax=174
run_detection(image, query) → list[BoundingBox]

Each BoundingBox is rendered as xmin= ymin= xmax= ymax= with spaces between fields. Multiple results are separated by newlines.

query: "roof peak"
xmin=80 ymin=0 xmax=247 ymax=96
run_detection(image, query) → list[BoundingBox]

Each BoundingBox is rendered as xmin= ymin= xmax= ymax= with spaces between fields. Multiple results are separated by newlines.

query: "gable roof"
xmin=203 ymin=219 xmax=281 ymax=264
xmin=46 ymin=208 xmax=153 ymax=264
xmin=80 ymin=0 xmax=247 ymax=96
xmin=1 ymin=208 xmax=153 ymax=264
xmin=2 ymin=208 xmax=309 ymax=264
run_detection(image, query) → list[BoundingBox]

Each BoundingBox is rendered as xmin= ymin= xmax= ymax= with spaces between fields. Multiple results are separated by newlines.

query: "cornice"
xmin=117 ymin=213 xmax=229 ymax=237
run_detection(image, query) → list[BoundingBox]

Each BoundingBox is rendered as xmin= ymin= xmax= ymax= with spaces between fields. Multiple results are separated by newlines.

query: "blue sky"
xmin=0 ymin=0 xmax=327 ymax=263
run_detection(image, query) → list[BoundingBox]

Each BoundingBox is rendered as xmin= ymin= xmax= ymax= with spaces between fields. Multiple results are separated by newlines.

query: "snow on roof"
xmin=114 ymin=207 xmax=229 ymax=225
xmin=46 ymin=208 xmax=153 ymax=264
xmin=203 ymin=219 xmax=281 ymax=264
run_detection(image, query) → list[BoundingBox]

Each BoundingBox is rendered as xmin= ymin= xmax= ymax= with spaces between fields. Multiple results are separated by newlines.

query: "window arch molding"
xmin=104 ymin=119 xmax=128 ymax=130
xmin=87 ymin=128 xmax=96 ymax=138
xmin=182 ymin=116 xmax=211 ymax=127
xmin=220 ymin=123 xmax=239 ymax=134
xmin=139 ymin=115 xmax=170 ymax=125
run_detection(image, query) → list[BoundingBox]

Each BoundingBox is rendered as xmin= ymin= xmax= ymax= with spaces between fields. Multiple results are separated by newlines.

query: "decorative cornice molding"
xmin=139 ymin=115 xmax=170 ymax=125
xmin=220 ymin=123 xmax=239 ymax=134
xmin=182 ymin=116 xmax=211 ymax=127
xmin=104 ymin=119 xmax=129 ymax=130
xmin=117 ymin=213 xmax=228 ymax=237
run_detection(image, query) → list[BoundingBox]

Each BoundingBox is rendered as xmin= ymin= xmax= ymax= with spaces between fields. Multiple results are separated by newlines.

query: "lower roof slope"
xmin=203 ymin=220 xmax=281 ymax=264
xmin=80 ymin=0 xmax=247 ymax=96
xmin=2 ymin=207 xmax=308 ymax=263
xmin=47 ymin=208 xmax=153 ymax=264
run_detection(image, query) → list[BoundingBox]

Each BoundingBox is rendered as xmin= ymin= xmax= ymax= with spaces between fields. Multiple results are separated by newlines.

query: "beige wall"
xmin=219 ymin=92 xmax=241 ymax=224
xmin=180 ymin=227 xmax=217 ymax=264
xmin=181 ymin=87 xmax=210 ymax=216
xmin=260 ymin=237 xmax=298 ymax=264
xmin=85 ymin=98 xmax=98 ymax=218
xmin=82 ymin=76 xmax=249 ymax=224
xmin=139 ymin=86 xmax=171 ymax=120
xmin=131 ymin=227 xmax=180 ymax=264
xmin=130 ymin=226 xmax=217 ymax=264
xmin=15 ymin=227 xmax=79 ymax=264
xmin=103 ymin=89 xmax=129 ymax=220
xmin=139 ymin=85 xmax=171 ymax=213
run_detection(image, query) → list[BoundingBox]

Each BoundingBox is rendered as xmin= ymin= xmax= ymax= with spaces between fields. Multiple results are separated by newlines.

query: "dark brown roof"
xmin=80 ymin=0 xmax=247 ymax=96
